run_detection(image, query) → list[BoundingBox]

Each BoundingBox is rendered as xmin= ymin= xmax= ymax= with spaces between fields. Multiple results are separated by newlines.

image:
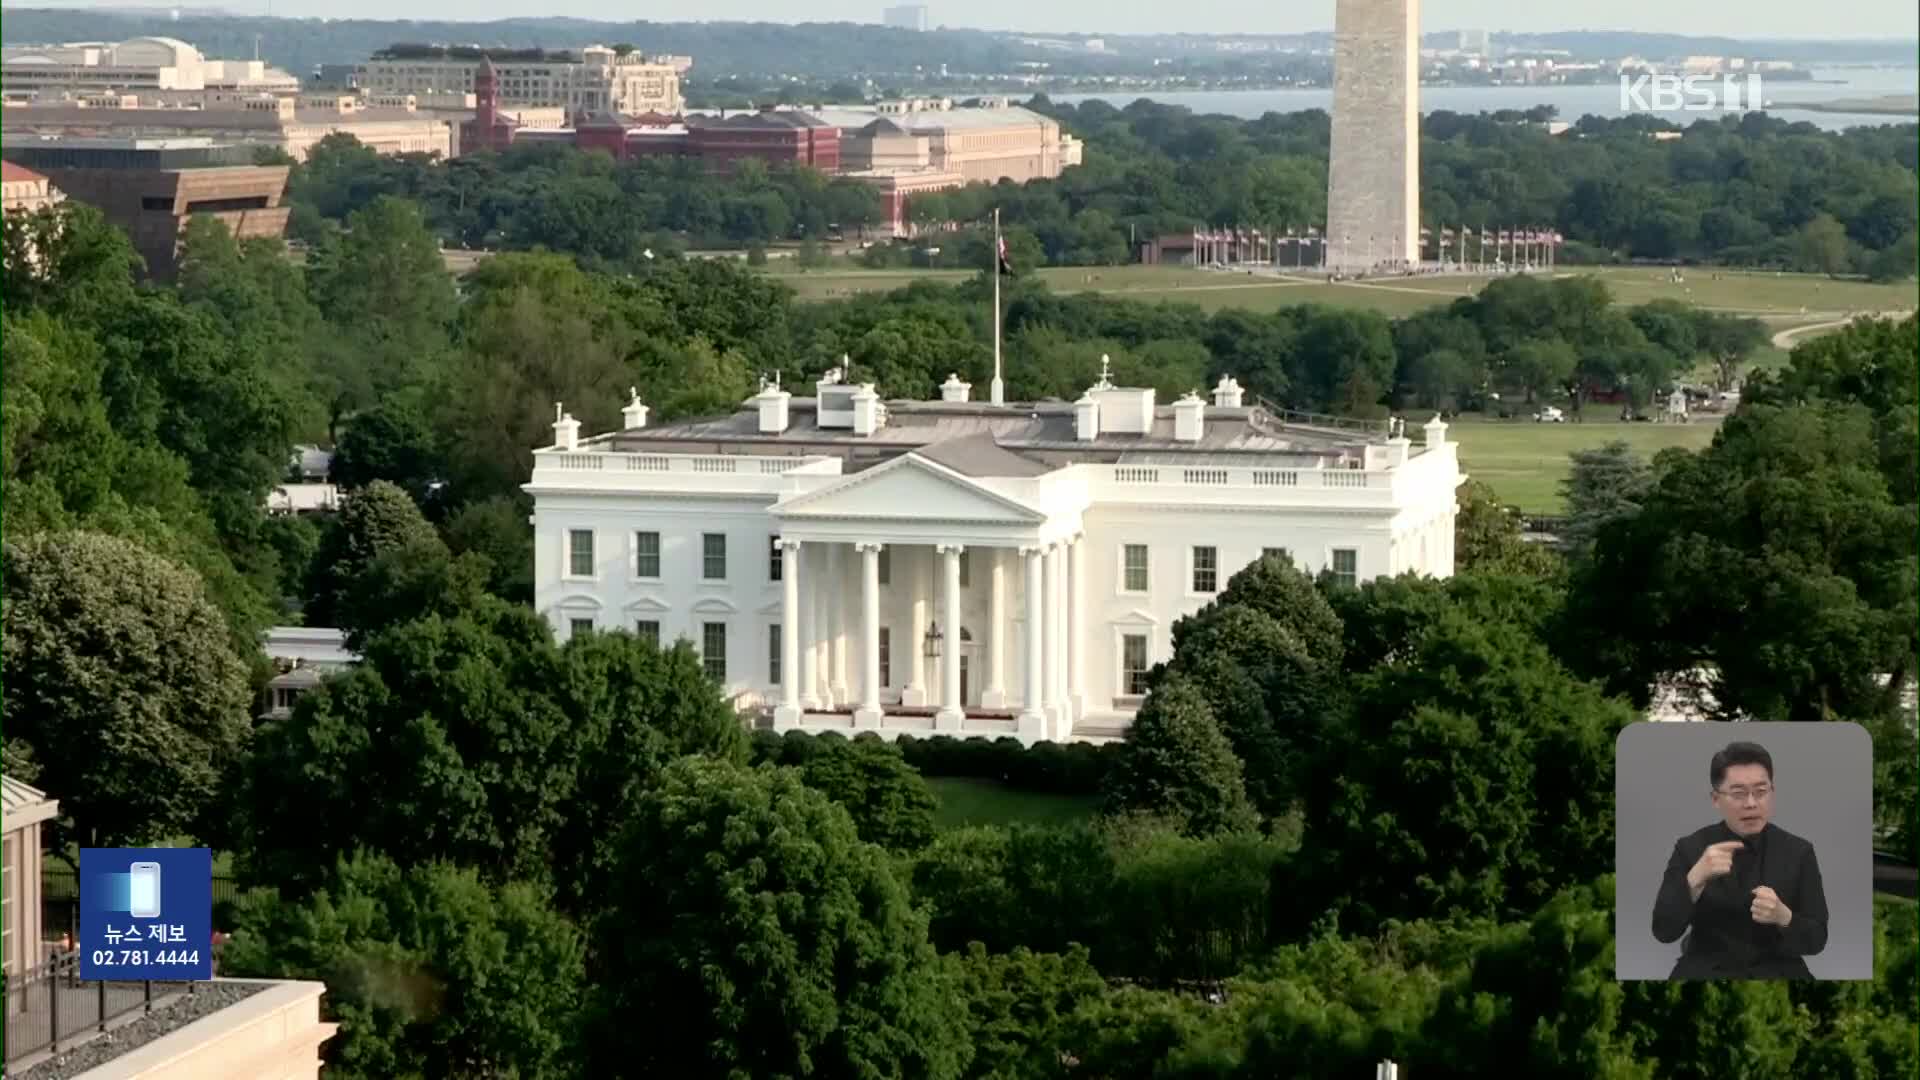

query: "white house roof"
xmin=588 ymin=398 xmax=1362 ymax=475
xmin=2 ymin=775 xmax=59 ymax=833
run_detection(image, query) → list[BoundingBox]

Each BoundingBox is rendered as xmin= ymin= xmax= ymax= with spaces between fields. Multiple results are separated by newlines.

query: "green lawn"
xmin=926 ymin=776 xmax=1102 ymax=831
xmin=1449 ymin=416 xmax=1721 ymax=513
xmin=763 ymin=262 xmax=1917 ymax=321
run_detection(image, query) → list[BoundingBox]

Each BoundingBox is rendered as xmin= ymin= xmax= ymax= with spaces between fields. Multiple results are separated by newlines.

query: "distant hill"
xmin=1 ymin=11 xmax=1911 ymax=80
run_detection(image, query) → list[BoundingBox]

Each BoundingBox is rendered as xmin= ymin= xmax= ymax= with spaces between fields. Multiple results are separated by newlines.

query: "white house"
xmin=524 ymin=366 xmax=1466 ymax=745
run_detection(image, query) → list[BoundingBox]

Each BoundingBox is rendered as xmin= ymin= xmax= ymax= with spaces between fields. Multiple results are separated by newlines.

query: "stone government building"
xmin=525 ymin=369 xmax=1464 ymax=746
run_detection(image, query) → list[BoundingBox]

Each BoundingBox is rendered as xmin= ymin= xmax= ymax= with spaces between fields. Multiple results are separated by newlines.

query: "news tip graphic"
xmin=79 ymin=847 xmax=214 ymax=981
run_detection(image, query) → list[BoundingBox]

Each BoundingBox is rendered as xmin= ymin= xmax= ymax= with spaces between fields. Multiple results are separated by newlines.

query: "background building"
xmin=688 ymin=110 xmax=842 ymax=173
xmin=883 ymin=4 xmax=931 ymax=31
xmin=2 ymin=138 xmax=289 ymax=279
xmin=814 ymin=98 xmax=1082 ymax=233
xmin=357 ymin=44 xmax=682 ymax=119
xmin=2 ymin=36 xmax=299 ymax=98
xmin=1 ymin=93 xmax=453 ymax=161
xmin=0 ymin=161 xmax=64 ymax=213
xmin=526 ymin=374 xmax=1460 ymax=745
xmin=1327 ymin=0 xmax=1422 ymax=273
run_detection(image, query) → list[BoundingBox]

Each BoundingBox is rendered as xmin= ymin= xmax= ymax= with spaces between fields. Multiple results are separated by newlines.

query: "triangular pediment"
xmin=623 ymin=596 xmax=672 ymax=614
xmin=1112 ymin=608 xmax=1159 ymax=628
xmin=774 ymin=455 xmax=1044 ymax=523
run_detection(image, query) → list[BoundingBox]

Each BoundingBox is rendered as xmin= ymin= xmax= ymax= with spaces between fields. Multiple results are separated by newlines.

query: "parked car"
xmin=1534 ymin=406 xmax=1567 ymax=423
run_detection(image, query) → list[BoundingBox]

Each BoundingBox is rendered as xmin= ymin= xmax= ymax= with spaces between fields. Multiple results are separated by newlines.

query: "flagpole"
xmin=991 ymin=207 xmax=1005 ymax=406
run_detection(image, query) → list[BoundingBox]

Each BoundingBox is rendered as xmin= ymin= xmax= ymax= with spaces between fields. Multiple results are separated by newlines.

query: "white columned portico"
xmin=855 ymin=542 xmax=884 ymax=727
xmin=904 ymin=546 xmax=929 ymax=707
xmin=1067 ymin=534 xmax=1086 ymax=724
xmin=801 ymin=543 xmax=824 ymax=709
xmin=1042 ymin=541 xmax=1064 ymax=738
xmin=774 ymin=539 xmax=802 ymax=729
xmin=936 ymin=543 xmax=965 ymax=729
xmin=982 ymin=548 xmax=1008 ymax=708
xmin=810 ymin=543 xmax=833 ymax=708
xmin=828 ymin=543 xmax=849 ymax=706
xmin=1018 ymin=546 xmax=1045 ymax=740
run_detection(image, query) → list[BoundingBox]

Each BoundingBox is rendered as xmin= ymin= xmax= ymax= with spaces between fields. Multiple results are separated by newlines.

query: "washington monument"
xmin=1326 ymin=0 xmax=1421 ymax=273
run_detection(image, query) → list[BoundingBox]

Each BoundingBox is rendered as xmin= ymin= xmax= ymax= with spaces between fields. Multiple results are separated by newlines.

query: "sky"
xmin=37 ymin=0 xmax=1920 ymax=38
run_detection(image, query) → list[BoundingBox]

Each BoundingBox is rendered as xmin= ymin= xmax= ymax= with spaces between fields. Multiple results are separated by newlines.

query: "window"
xmin=702 ymin=622 xmax=728 ymax=681
xmin=1331 ymin=548 xmax=1358 ymax=588
xmin=703 ymin=533 xmax=728 ymax=580
xmin=878 ymin=547 xmax=891 ymax=585
xmin=636 ymin=620 xmax=660 ymax=646
xmin=568 ymin=529 xmax=595 ymax=577
xmin=1191 ymin=546 xmax=1218 ymax=593
xmin=769 ymin=536 xmax=783 ymax=582
xmin=1123 ymin=544 xmax=1149 ymax=592
xmin=768 ymin=624 xmax=783 ymax=685
xmin=878 ymin=627 xmax=892 ymax=687
xmin=959 ymin=550 xmax=971 ymax=588
xmin=633 ymin=531 xmax=661 ymax=578
xmin=1122 ymin=634 xmax=1151 ymax=696
xmin=1262 ymin=547 xmax=1290 ymax=565
xmin=570 ymin=618 xmax=594 ymax=638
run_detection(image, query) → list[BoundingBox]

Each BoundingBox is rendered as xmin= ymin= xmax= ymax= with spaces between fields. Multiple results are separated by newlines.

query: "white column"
xmin=1067 ymin=534 xmax=1086 ymax=723
xmin=982 ymin=548 xmax=1008 ymax=709
xmin=936 ymin=544 xmax=965 ymax=729
xmin=904 ymin=546 xmax=928 ymax=707
xmin=799 ymin=543 xmax=821 ymax=711
xmin=828 ymin=543 xmax=849 ymax=705
xmin=855 ymin=542 xmax=883 ymax=727
xmin=1017 ymin=546 xmax=1045 ymax=741
xmin=774 ymin=539 xmax=802 ymax=729
xmin=1042 ymin=542 xmax=1064 ymax=739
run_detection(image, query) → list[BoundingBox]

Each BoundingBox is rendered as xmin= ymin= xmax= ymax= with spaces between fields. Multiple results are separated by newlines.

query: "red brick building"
xmin=459 ymin=55 xmax=519 ymax=154
xmin=685 ymin=109 xmax=840 ymax=173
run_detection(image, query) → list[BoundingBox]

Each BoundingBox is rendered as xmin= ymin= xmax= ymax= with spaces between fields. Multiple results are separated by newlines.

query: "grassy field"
xmin=764 ymin=262 xmax=1916 ymax=324
xmin=1449 ymin=416 xmax=1721 ymax=513
xmin=927 ymin=776 xmax=1102 ymax=831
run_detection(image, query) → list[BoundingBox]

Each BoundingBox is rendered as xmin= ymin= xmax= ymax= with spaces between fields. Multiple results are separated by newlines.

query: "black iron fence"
xmin=40 ymin=869 xmax=243 ymax=944
xmin=3 ymin=949 xmax=196 ymax=1066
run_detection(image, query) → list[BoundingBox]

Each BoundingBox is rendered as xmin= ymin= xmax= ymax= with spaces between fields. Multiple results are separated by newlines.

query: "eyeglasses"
xmin=1716 ymin=785 xmax=1773 ymax=804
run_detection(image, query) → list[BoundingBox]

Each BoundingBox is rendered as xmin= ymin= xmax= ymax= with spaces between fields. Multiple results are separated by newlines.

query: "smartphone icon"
xmin=129 ymin=862 xmax=162 ymax=919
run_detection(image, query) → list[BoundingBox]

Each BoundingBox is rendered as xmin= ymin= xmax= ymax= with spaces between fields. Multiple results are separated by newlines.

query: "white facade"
xmin=525 ymin=372 xmax=1464 ymax=745
xmin=356 ymin=47 xmax=681 ymax=117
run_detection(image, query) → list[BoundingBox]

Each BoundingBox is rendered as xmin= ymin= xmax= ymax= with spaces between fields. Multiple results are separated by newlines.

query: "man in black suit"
xmin=1651 ymin=741 xmax=1830 ymax=979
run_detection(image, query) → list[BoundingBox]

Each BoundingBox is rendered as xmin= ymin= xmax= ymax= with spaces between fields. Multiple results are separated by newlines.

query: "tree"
xmin=235 ymin=602 xmax=745 ymax=910
xmin=1797 ymin=213 xmax=1852 ymax=277
xmin=1560 ymin=440 xmax=1653 ymax=556
xmin=585 ymin=757 xmax=966 ymax=1079
xmin=1452 ymin=479 xmax=1561 ymax=578
xmin=796 ymin=736 xmax=939 ymax=852
xmin=2 ymin=532 xmax=251 ymax=851
xmin=305 ymin=480 xmax=447 ymax=634
xmin=947 ymin=944 xmax=1108 ymax=1080
xmin=1693 ymin=313 xmax=1768 ymax=392
xmin=1297 ymin=612 xmax=1632 ymax=929
xmin=1104 ymin=676 xmax=1259 ymax=837
xmin=221 ymin=854 xmax=586 ymax=1080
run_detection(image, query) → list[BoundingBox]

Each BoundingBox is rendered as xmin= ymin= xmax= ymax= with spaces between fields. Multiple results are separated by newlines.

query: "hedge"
xmin=747 ymin=729 xmax=1122 ymax=796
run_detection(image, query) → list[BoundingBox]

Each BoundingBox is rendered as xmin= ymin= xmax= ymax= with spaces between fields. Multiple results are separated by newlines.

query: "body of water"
xmin=1054 ymin=67 xmax=1919 ymax=133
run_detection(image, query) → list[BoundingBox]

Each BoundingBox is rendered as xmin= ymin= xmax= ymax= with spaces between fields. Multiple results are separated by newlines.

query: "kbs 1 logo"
xmin=1619 ymin=73 xmax=1767 ymax=114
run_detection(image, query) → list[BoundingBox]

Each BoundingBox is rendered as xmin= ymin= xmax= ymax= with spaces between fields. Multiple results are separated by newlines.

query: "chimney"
xmin=1424 ymin=414 xmax=1449 ymax=446
xmin=1075 ymin=391 xmax=1100 ymax=441
xmin=1212 ymin=375 xmax=1244 ymax=409
xmin=852 ymin=384 xmax=882 ymax=436
xmin=756 ymin=377 xmax=792 ymax=434
xmin=621 ymin=386 xmax=649 ymax=430
xmin=551 ymin=403 xmax=580 ymax=451
xmin=1173 ymin=391 xmax=1206 ymax=442
xmin=939 ymin=373 xmax=971 ymax=403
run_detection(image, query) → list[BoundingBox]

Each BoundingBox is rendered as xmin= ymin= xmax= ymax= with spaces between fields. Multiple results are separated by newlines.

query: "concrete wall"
xmin=76 ymin=980 xmax=335 ymax=1080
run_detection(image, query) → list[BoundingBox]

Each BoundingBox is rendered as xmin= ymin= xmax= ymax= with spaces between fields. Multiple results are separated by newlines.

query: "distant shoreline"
xmin=1773 ymin=94 xmax=1919 ymax=116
